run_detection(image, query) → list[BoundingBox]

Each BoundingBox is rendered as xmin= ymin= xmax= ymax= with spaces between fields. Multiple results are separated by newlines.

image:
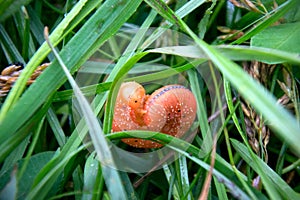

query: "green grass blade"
xmin=231 ymin=0 xmax=298 ymax=45
xmin=0 ymin=99 xmax=52 ymax=162
xmin=0 ymin=0 xmax=143 ymax=145
xmin=178 ymin=156 xmax=192 ymax=199
xmin=163 ymin=164 xmax=179 ymax=199
xmin=213 ymin=176 xmax=228 ymax=200
xmin=17 ymin=117 xmax=44 ymax=182
xmin=0 ymin=138 xmax=29 ymax=178
xmin=103 ymin=52 xmax=148 ymax=134
xmin=45 ymin=25 xmax=128 ymax=200
xmin=216 ymin=45 xmax=300 ymax=64
xmin=198 ymin=45 xmax=300 ymax=155
xmin=145 ymin=0 xmax=300 ymax=156
xmin=46 ymin=108 xmax=67 ymax=147
xmin=108 ymin=131 xmax=251 ymax=199
xmin=0 ymin=0 xmax=33 ymax=22
xmin=148 ymin=45 xmax=300 ymax=64
xmin=52 ymin=82 xmax=111 ymax=102
xmin=82 ymin=153 xmax=103 ymax=200
xmin=0 ymin=24 xmax=25 ymax=63
xmin=232 ymin=139 xmax=300 ymax=200
xmin=224 ymin=79 xmax=280 ymax=200
xmin=0 ymin=0 xmax=89 ymax=122
xmin=27 ymin=146 xmax=85 ymax=200
xmin=28 ymin=124 xmax=87 ymax=199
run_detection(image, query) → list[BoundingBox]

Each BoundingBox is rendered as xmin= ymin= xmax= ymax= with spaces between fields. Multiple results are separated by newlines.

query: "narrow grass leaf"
xmin=119 ymin=171 xmax=139 ymax=200
xmin=0 ymin=99 xmax=52 ymax=163
xmin=178 ymin=156 xmax=192 ymax=199
xmin=213 ymin=176 xmax=228 ymax=200
xmin=232 ymin=139 xmax=300 ymax=200
xmin=216 ymin=45 xmax=300 ymax=64
xmin=12 ymin=8 xmax=31 ymax=60
xmin=145 ymin=0 xmax=300 ymax=155
xmin=46 ymin=108 xmax=66 ymax=147
xmin=127 ymin=60 xmax=205 ymax=84
xmin=82 ymin=153 xmax=101 ymax=200
xmin=0 ymin=138 xmax=29 ymax=179
xmin=27 ymin=6 xmax=48 ymax=47
xmin=232 ymin=0 xmax=298 ymax=45
xmin=72 ymin=166 xmax=83 ymax=200
xmin=163 ymin=164 xmax=179 ymax=199
xmin=27 ymin=146 xmax=84 ymax=199
xmin=107 ymin=131 xmax=262 ymax=199
xmin=0 ymin=0 xmax=33 ymax=22
xmin=0 ymin=24 xmax=25 ymax=63
xmin=224 ymin=79 xmax=276 ymax=200
xmin=17 ymin=117 xmax=45 ymax=182
xmin=0 ymin=0 xmax=89 ymax=122
xmin=149 ymin=45 xmax=300 ymax=64
xmin=0 ymin=0 xmax=143 ymax=148
xmin=187 ymin=69 xmax=212 ymax=153
xmin=45 ymin=27 xmax=128 ymax=199
xmin=52 ymin=82 xmax=111 ymax=102
xmin=175 ymin=0 xmax=206 ymax=18
xmin=103 ymin=52 xmax=148 ymax=134
xmin=110 ymin=131 xmax=250 ymax=199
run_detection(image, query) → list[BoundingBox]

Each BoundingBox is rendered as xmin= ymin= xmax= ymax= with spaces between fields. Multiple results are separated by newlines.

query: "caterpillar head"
xmin=117 ymin=81 xmax=146 ymax=108
xmin=128 ymin=85 xmax=146 ymax=111
xmin=115 ymin=81 xmax=147 ymax=126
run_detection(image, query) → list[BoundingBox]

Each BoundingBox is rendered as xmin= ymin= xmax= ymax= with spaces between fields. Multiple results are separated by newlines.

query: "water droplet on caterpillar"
xmin=112 ymin=82 xmax=197 ymax=148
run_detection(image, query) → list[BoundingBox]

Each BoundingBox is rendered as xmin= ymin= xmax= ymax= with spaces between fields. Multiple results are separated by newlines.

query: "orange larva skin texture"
xmin=112 ymin=82 xmax=197 ymax=148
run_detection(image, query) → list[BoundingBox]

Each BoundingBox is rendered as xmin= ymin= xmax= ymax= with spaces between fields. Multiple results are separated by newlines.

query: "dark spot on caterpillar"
xmin=112 ymin=82 xmax=197 ymax=148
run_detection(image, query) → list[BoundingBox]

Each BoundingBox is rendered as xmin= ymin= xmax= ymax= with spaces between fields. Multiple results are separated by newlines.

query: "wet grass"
xmin=0 ymin=0 xmax=299 ymax=199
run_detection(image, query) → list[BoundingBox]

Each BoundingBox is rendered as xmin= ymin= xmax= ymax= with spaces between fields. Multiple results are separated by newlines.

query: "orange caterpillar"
xmin=112 ymin=82 xmax=197 ymax=148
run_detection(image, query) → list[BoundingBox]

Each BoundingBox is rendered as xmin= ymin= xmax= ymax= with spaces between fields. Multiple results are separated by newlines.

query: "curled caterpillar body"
xmin=112 ymin=82 xmax=197 ymax=148
xmin=145 ymin=85 xmax=197 ymax=136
